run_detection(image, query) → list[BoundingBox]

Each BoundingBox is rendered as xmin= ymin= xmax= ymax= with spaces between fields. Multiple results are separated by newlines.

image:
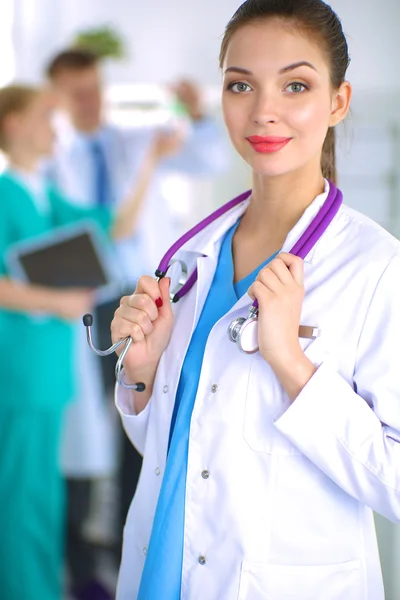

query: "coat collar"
xmin=180 ymin=179 xmax=331 ymax=266
xmin=54 ymin=122 xmax=117 ymax=156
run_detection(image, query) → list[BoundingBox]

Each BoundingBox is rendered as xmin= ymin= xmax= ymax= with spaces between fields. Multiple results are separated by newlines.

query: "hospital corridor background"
xmin=0 ymin=0 xmax=399 ymax=598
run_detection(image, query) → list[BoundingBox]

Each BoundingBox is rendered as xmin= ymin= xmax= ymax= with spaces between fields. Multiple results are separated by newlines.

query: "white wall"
xmin=12 ymin=0 xmax=400 ymax=97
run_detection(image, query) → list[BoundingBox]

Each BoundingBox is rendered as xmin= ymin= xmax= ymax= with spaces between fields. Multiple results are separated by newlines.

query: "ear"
xmin=329 ymin=81 xmax=352 ymax=127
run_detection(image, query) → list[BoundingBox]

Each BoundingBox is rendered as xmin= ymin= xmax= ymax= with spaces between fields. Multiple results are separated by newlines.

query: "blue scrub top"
xmin=138 ymin=220 xmax=279 ymax=599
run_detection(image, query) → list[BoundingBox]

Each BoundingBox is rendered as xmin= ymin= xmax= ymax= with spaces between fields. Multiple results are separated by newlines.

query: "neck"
xmin=239 ymin=167 xmax=325 ymax=246
xmin=72 ymin=117 xmax=103 ymax=135
xmin=7 ymin=148 xmax=40 ymax=173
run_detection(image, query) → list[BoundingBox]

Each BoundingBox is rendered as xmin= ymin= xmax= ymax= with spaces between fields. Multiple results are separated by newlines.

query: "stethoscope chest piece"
xmin=236 ymin=317 xmax=259 ymax=354
xmin=227 ymin=316 xmax=245 ymax=344
xmin=228 ymin=307 xmax=259 ymax=355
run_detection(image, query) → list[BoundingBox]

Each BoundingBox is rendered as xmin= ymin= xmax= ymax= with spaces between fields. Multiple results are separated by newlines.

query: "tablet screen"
xmin=7 ymin=222 xmax=115 ymax=290
xmin=19 ymin=231 xmax=108 ymax=288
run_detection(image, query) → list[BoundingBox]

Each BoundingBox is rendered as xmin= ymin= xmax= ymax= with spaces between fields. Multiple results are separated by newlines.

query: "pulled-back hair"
xmin=46 ymin=48 xmax=99 ymax=80
xmin=0 ymin=84 xmax=40 ymax=152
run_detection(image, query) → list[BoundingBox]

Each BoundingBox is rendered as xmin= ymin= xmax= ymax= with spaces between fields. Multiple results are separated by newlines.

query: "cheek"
xmin=38 ymin=124 xmax=53 ymax=144
xmin=289 ymin=97 xmax=332 ymax=140
xmin=222 ymin=96 xmax=247 ymax=142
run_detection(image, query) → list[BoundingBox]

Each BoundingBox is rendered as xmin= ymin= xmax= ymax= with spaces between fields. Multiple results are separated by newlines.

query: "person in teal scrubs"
xmin=0 ymin=84 xmax=168 ymax=600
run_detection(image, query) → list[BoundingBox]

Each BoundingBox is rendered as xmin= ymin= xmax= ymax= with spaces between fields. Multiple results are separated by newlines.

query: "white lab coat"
xmin=116 ymin=182 xmax=400 ymax=600
xmin=48 ymin=119 xmax=228 ymax=477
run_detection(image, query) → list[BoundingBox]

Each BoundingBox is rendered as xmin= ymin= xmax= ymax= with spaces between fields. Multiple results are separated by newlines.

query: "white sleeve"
xmin=159 ymin=118 xmax=230 ymax=176
xmin=275 ymin=254 xmax=400 ymax=522
xmin=115 ymin=383 xmax=152 ymax=456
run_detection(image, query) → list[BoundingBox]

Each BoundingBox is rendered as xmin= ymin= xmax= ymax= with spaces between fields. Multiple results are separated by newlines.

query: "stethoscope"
xmin=83 ymin=181 xmax=342 ymax=392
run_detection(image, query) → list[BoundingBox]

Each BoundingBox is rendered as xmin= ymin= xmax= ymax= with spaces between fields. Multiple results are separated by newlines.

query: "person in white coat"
xmin=111 ymin=1 xmax=400 ymax=598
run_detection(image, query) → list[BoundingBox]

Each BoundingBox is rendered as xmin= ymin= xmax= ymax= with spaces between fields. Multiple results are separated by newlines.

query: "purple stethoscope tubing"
xmin=157 ymin=180 xmax=342 ymax=307
xmin=83 ymin=181 xmax=342 ymax=387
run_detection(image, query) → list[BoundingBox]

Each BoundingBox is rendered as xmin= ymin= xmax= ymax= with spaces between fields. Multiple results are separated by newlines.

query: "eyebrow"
xmin=224 ymin=61 xmax=318 ymax=76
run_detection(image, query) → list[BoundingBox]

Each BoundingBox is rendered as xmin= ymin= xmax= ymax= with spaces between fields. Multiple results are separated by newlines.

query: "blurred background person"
xmin=44 ymin=47 xmax=229 ymax=600
xmin=0 ymin=84 xmax=98 ymax=600
xmin=46 ymin=48 xmax=229 ymax=284
xmin=0 ymin=81 xmax=177 ymax=600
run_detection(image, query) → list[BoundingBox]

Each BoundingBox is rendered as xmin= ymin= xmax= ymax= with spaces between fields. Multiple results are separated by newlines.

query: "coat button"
xmin=155 ymin=467 xmax=161 ymax=476
xmin=143 ymin=546 xmax=148 ymax=555
xmin=201 ymin=470 xmax=209 ymax=479
xmin=198 ymin=555 xmax=206 ymax=565
xmin=211 ymin=384 xmax=218 ymax=393
xmin=163 ymin=385 xmax=168 ymax=393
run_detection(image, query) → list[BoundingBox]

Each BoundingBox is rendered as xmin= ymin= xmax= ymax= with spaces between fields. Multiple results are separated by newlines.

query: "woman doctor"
xmin=111 ymin=0 xmax=400 ymax=598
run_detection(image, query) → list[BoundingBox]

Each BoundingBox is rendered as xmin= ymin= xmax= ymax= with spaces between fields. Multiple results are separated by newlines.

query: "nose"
xmin=250 ymin=90 xmax=280 ymax=126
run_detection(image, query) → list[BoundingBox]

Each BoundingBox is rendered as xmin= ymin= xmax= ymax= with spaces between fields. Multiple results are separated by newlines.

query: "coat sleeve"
xmin=115 ymin=381 xmax=152 ymax=456
xmin=159 ymin=117 xmax=230 ymax=176
xmin=49 ymin=186 xmax=114 ymax=235
xmin=274 ymin=253 xmax=400 ymax=522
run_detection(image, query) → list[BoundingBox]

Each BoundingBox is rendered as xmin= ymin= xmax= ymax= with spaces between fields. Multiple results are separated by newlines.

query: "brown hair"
xmin=46 ymin=48 xmax=100 ymax=80
xmin=219 ymin=0 xmax=351 ymax=183
xmin=0 ymin=84 xmax=40 ymax=152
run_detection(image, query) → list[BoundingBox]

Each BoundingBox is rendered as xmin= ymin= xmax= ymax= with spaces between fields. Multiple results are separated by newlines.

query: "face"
xmin=10 ymin=91 xmax=56 ymax=157
xmin=51 ymin=66 xmax=103 ymax=132
xmin=221 ymin=19 xmax=351 ymax=179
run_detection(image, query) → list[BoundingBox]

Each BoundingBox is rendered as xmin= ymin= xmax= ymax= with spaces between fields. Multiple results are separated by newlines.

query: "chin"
xmin=246 ymin=156 xmax=295 ymax=178
xmin=240 ymin=148 xmax=312 ymax=179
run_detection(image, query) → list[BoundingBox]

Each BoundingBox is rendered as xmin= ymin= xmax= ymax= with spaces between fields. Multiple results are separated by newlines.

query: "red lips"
xmin=246 ymin=135 xmax=292 ymax=153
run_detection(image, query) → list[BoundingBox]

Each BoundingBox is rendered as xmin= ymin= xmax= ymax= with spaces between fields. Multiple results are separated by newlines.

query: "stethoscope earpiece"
xmin=83 ymin=313 xmax=93 ymax=327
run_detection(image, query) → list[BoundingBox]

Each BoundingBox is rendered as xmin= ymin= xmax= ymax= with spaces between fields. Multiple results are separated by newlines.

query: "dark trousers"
xmin=66 ymin=478 xmax=96 ymax=586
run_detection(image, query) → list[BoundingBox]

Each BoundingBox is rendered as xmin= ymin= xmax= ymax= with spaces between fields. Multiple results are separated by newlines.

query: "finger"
xmin=276 ymin=253 xmax=304 ymax=286
xmin=256 ymin=267 xmax=282 ymax=294
xmin=157 ymin=277 xmax=172 ymax=319
xmin=126 ymin=293 xmax=159 ymax=322
xmin=111 ymin=317 xmax=145 ymax=344
xmin=126 ymin=322 xmax=146 ymax=343
xmin=118 ymin=305 xmax=154 ymax=336
xmin=135 ymin=275 xmax=164 ymax=302
xmin=263 ymin=257 xmax=294 ymax=286
xmin=248 ymin=280 xmax=272 ymax=303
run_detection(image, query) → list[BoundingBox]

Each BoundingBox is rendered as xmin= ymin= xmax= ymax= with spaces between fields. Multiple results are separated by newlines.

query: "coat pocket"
xmin=238 ymin=559 xmax=363 ymax=600
xmin=242 ymin=336 xmax=327 ymax=455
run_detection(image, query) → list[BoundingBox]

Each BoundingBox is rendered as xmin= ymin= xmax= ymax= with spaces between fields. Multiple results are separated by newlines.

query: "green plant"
xmin=73 ymin=25 xmax=126 ymax=60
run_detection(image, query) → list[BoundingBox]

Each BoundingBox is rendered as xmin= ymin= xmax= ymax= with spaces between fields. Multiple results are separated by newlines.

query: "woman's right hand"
xmin=111 ymin=276 xmax=174 ymax=381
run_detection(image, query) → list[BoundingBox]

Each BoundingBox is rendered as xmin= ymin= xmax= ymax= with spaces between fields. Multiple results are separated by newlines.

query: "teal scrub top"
xmin=0 ymin=171 xmax=113 ymax=411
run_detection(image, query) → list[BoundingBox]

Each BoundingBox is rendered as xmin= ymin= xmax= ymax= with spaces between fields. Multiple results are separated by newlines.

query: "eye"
xmin=285 ymin=82 xmax=308 ymax=94
xmin=227 ymin=81 xmax=252 ymax=93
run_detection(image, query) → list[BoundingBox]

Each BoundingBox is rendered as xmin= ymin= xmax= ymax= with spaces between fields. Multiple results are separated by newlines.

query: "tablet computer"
xmin=6 ymin=221 xmax=120 ymax=301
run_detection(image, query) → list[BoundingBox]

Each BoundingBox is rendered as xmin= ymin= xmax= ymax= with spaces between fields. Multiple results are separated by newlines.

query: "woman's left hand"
xmin=248 ymin=252 xmax=317 ymax=401
xmin=248 ymin=252 xmax=305 ymax=368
